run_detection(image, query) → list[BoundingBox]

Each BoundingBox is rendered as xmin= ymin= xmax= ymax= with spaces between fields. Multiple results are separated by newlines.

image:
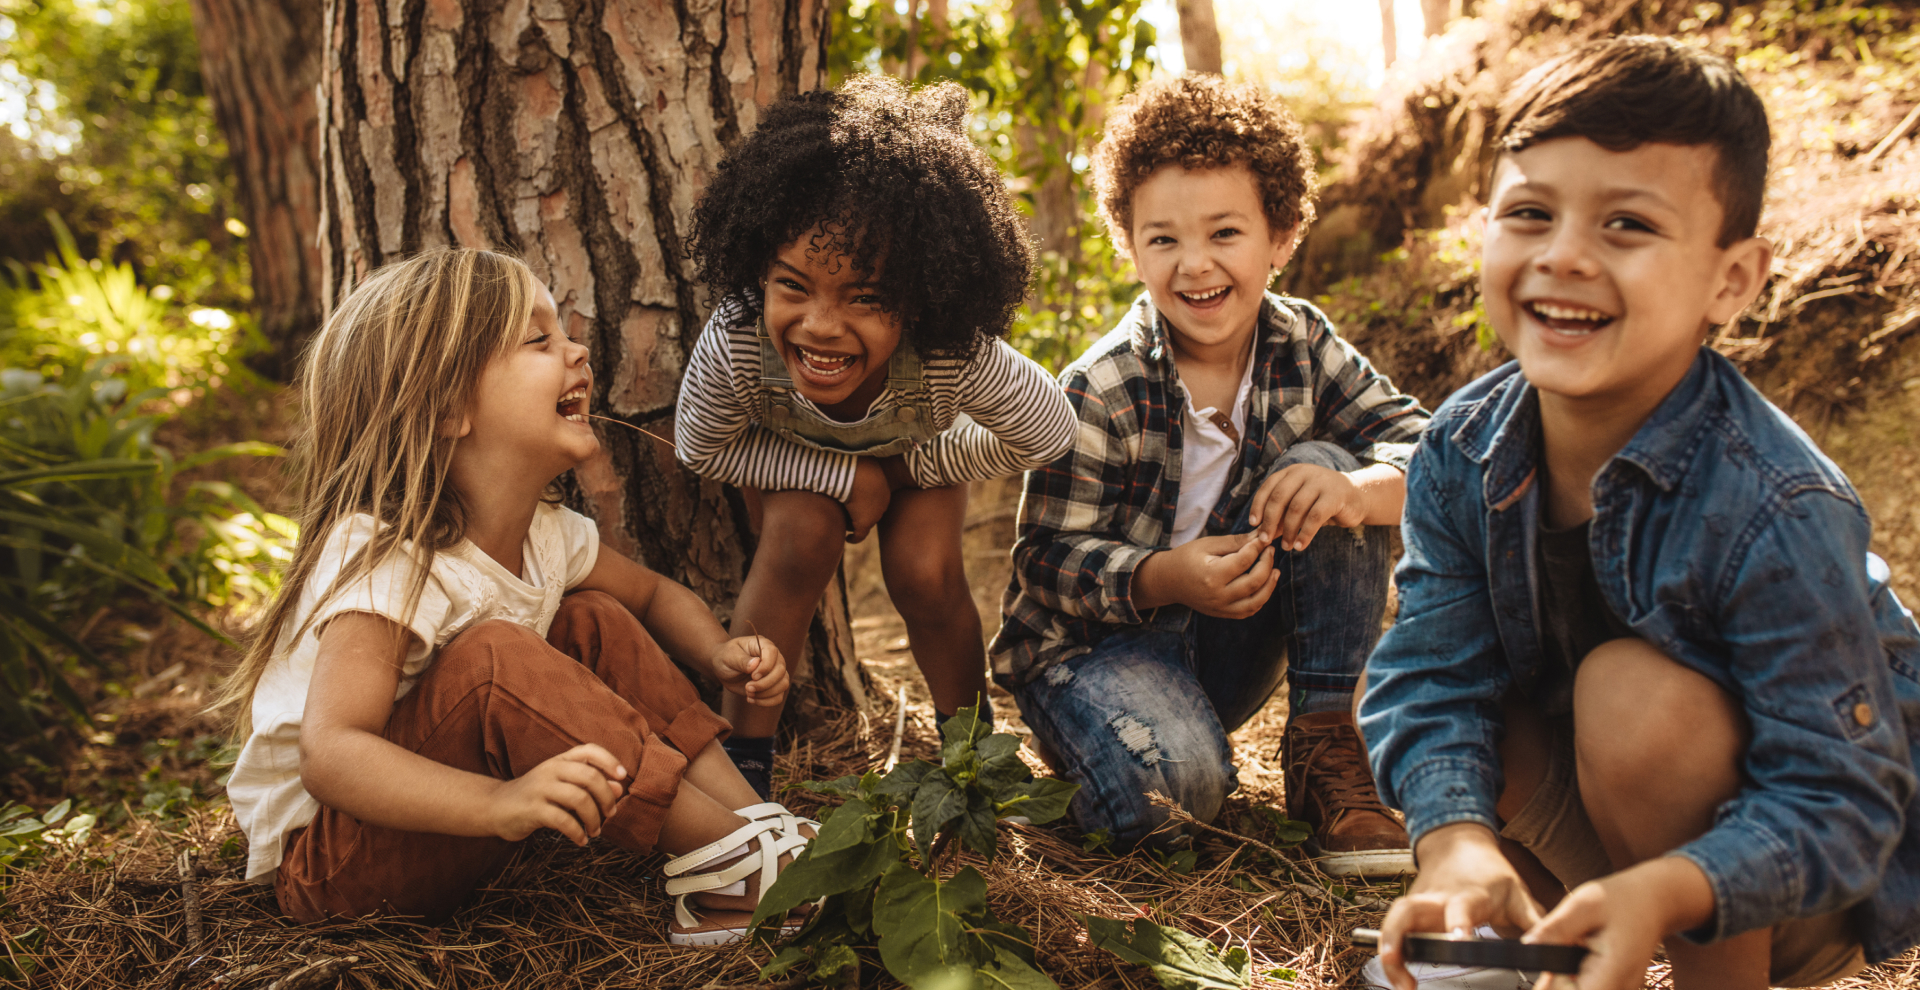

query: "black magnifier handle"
xmin=1352 ymin=928 xmax=1589 ymax=975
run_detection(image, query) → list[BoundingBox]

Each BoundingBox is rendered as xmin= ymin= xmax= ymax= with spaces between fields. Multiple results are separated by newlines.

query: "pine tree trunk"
xmin=1174 ymin=0 xmax=1221 ymax=75
xmin=315 ymin=0 xmax=868 ymax=726
xmin=188 ymin=0 xmax=326 ymax=378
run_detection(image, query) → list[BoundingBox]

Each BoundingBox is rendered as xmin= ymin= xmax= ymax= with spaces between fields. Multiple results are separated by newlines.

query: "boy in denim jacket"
xmin=1361 ymin=37 xmax=1920 ymax=990
xmin=993 ymin=76 xmax=1431 ymax=874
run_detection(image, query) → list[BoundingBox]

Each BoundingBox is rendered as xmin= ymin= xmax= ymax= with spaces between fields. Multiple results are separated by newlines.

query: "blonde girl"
xmin=219 ymin=249 xmax=813 ymax=945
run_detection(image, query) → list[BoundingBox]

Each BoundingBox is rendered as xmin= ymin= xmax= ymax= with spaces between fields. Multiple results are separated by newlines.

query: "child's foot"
xmin=722 ymin=736 xmax=775 ymax=800
xmin=1284 ymin=710 xmax=1415 ymax=877
xmin=665 ymin=813 xmax=817 ymax=946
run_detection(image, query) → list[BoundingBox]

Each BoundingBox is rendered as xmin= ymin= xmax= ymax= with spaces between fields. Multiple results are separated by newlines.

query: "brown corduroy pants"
xmin=275 ymin=591 xmax=731 ymax=923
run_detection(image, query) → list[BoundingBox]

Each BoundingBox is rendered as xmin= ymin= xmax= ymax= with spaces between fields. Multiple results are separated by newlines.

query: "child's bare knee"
xmin=756 ymin=492 xmax=846 ymax=570
xmin=1573 ymin=638 xmax=1745 ymax=788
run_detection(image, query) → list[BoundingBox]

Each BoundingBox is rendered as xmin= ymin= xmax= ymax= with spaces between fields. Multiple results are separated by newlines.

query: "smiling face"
xmin=461 ymin=282 xmax=598 ymax=479
xmin=762 ymin=225 xmax=904 ymax=420
xmin=1125 ymin=164 xmax=1297 ymax=359
xmin=1483 ymin=137 xmax=1771 ymax=414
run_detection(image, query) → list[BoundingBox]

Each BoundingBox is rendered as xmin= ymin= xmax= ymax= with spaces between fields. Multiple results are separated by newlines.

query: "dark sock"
xmin=723 ymin=736 xmax=775 ymax=800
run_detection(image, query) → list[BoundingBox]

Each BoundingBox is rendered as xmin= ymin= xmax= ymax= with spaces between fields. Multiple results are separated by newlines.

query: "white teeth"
xmin=798 ymin=347 xmax=854 ymax=371
xmin=1531 ymin=302 xmax=1613 ymax=322
xmin=1179 ymin=287 xmax=1228 ymax=302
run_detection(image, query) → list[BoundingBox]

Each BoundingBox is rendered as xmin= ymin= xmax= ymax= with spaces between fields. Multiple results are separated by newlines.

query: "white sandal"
xmin=734 ymin=801 xmax=819 ymax=838
xmin=662 ymin=815 xmax=812 ymax=946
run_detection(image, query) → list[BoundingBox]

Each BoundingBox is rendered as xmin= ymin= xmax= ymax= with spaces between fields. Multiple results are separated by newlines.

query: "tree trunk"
xmin=187 ymin=0 xmax=326 ymax=379
xmin=316 ymin=0 xmax=868 ymax=727
xmin=1175 ymin=0 xmax=1222 ymax=75
xmin=1422 ymin=0 xmax=1450 ymax=37
xmin=1379 ymin=0 xmax=1398 ymax=69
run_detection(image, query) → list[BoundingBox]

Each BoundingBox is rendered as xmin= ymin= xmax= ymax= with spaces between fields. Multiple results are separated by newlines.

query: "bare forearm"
xmin=301 ymin=728 xmax=503 ymax=837
xmin=1130 ymin=551 xmax=1180 ymax=610
xmin=1350 ymin=462 xmax=1406 ymax=526
xmin=642 ymin=579 xmax=733 ymax=677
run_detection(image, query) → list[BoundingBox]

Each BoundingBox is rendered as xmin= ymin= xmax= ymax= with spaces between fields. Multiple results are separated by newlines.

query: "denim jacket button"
xmin=1854 ymin=702 xmax=1875 ymax=728
xmin=771 ymin=403 xmax=790 ymax=419
xmin=897 ymin=406 xmax=918 ymax=423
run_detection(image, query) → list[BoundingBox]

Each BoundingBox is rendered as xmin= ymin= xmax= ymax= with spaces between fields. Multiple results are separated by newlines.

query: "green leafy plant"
xmin=747 ymin=704 xmax=1079 ymax=988
xmin=1 ymin=214 xmax=256 ymax=402
xmin=1081 ymin=915 xmax=1252 ymax=990
xmin=0 ymin=799 xmax=91 ymax=885
xmin=0 ymin=363 xmax=286 ymax=733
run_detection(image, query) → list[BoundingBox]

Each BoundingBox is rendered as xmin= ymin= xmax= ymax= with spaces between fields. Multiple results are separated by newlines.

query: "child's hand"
xmin=1140 ymin=530 xmax=1278 ymax=618
xmin=1375 ymin=823 xmax=1544 ymax=990
xmin=1524 ymin=859 xmax=1711 ymax=990
xmin=713 ymin=634 xmax=790 ymax=708
xmin=486 ymin=744 xmax=627 ymax=845
xmin=844 ymin=457 xmax=893 ymax=542
xmin=1249 ymin=463 xmax=1367 ymax=551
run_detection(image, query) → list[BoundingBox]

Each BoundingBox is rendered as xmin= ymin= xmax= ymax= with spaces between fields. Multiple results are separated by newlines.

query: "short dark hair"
xmin=1497 ymin=35 xmax=1770 ymax=246
xmin=1092 ymin=75 xmax=1316 ymax=245
xmin=688 ymin=75 xmax=1033 ymax=359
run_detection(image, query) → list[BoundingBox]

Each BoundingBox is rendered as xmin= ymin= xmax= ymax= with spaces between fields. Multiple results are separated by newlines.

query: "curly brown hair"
xmin=1092 ymin=75 xmax=1317 ymax=246
xmin=689 ymin=75 xmax=1033 ymax=359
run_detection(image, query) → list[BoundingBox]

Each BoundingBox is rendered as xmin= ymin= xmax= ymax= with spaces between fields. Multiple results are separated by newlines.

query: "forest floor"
xmin=3 ymin=472 xmax=1919 ymax=988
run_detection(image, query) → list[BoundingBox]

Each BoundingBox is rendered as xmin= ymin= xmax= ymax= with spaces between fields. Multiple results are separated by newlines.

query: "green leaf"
xmin=810 ymin=797 xmax=878 ymax=857
xmin=979 ymin=945 xmax=1062 ymax=990
xmin=910 ymin=768 xmax=968 ymax=859
xmin=1005 ymin=777 xmax=1077 ymax=826
xmin=751 ymin=826 xmax=898 ymax=931
xmin=40 ymin=799 xmax=69 ymax=827
xmin=974 ymin=733 xmax=1029 ymax=796
xmin=876 ymin=759 xmax=938 ymax=804
xmin=1081 ymin=828 xmax=1114 ymax=854
xmin=814 ymin=943 xmax=860 ymax=980
xmin=939 ymin=702 xmax=992 ymax=765
xmin=1080 ymin=915 xmax=1252 ymax=990
xmin=956 ymin=788 xmax=999 ymax=862
xmin=802 ymin=773 xmax=866 ymax=800
xmin=173 ymin=441 xmax=284 ymax=472
xmin=873 ymin=865 xmax=991 ymax=988
xmin=0 ymin=926 xmax=42 ymax=980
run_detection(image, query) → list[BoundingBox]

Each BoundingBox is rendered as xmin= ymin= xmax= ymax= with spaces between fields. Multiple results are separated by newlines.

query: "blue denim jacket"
xmin=1359 ymin=350 xmax=1920 ymax=960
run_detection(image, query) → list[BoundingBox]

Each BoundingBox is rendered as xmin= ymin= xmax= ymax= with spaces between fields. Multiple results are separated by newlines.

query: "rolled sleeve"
xmin=1360 ymin=423 xmax=1512 ymax=844
xmin=1666 ymin=492 xmax=1915 ymax=941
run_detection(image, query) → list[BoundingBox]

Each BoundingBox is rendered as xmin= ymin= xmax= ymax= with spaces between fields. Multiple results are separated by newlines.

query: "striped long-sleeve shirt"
xmin=989 ymin=292 xmax=1433 ymax=687
xmin=674 ymin=295 xmax=1076 ymax=502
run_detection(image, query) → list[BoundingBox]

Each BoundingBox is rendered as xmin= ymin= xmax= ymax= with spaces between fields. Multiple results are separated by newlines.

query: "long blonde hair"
xmin=214 ymin=249 xmax=538 ymax=740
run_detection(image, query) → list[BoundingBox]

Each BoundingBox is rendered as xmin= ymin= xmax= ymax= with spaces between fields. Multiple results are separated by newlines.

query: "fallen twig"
xmin=883 ymin=684 xmax=908 ymax=772
xmin=1144 ymin=792 xmax=1390 ymax=911
xmin=176 ymin=850 xmax=203 ymax=952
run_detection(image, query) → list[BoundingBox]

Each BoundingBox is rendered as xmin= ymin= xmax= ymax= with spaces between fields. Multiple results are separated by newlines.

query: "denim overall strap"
xmin=754 ymin=316 xmax=937 ymax=456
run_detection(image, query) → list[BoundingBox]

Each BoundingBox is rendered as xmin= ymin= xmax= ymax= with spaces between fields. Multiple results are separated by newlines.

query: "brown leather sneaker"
xmin=1283 ymin=710 xmax=1415 ymax=877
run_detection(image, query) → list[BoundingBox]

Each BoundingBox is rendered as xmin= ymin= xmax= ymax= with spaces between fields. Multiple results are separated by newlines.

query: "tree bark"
xmin=1175 ymin=0 xmax=1222 ymax=75
xmin=1422 ymin=0 xmax=1451 ymax=37
xmin=187 ymin=0 xmax=326 ymax=379
xmin=316 ymin=0 xmax=867 ymax=726
xmin=1380 ymin=0 xmax=1398 ymax=69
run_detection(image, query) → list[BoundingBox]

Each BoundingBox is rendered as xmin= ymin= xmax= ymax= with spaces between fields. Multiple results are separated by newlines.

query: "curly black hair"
xmin=688 ymin=75 xmax=1034 ymax=359
xmin=1092 ymin=75 xmax=1316 ymax=246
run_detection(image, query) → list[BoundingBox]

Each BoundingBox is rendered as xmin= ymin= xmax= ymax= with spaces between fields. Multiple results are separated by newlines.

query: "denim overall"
xmin=756 ymin=318 xmax=938 ymax=455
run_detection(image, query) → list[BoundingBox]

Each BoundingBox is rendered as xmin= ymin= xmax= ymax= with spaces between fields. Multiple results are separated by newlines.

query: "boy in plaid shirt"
xmin=991 ymin=76 xmax=1431 ymax=874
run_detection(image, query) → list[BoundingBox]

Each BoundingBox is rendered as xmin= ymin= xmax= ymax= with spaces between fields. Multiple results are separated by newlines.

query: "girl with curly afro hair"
xmin=672 ymin=75 xmax=1075 ymax=795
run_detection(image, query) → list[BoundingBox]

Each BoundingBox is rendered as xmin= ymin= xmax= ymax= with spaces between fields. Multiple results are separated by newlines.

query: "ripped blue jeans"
xmin=1010 ymin=441 xmax=1391 ymax=849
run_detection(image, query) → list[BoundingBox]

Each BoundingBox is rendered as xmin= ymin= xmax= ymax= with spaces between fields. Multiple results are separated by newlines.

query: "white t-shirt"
xmin=1170 ymin=341 xmax=1257 ymax=547
xmin=227 ymin=502 xmax=602 ymax=882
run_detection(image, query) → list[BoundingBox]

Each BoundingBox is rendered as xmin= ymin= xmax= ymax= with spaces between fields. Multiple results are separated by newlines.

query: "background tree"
xmin=185 ymin=0 xmax=324 ymax=377
xmin=316 ymin=0 xmax=867 ymax=726
xmin=1175 ymin=0 xmax=1221 ymax=75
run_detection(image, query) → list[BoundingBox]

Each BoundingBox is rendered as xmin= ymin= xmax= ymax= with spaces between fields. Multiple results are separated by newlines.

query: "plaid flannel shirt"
xmin=989 ymin=292 xmax=1433 ymax=687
